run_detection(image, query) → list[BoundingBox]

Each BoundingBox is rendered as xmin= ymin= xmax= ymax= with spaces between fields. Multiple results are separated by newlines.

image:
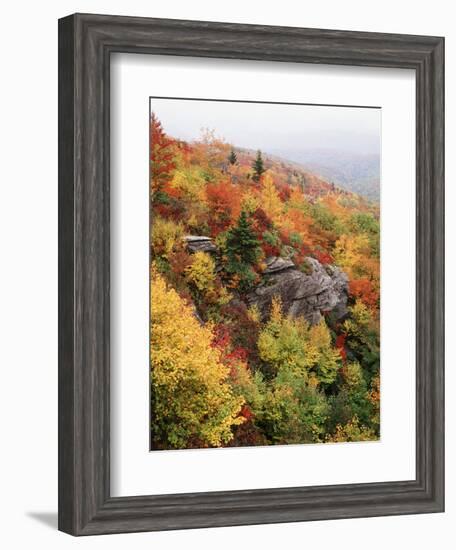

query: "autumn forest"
xmin=150 ymin=105 xmax=380 ymax=450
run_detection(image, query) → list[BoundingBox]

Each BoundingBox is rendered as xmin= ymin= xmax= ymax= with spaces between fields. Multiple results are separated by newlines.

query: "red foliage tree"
xmin=251 ymin=208 xmax=281 ymax=257
xmin=252 ymin=207 xmax=273 ymax=233
xmin=150 ymin=112 xmax=176 ymax=199
xmin=205 ymin=180 xmax=241 ymax=235
xmin=277 ymin=182 xmax=292 ymax=202
xmin=335 ymin=333 xmax=347 ymax=362
xmin=313 ymin=249 xmax=333 ymax=265
xmin=349 ymin=278 xmax=379 ymax=309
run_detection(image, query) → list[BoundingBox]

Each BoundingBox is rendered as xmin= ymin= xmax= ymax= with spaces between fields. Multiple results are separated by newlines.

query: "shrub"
xmin=326 ymin=416 xmax=377 ymax=443
xmin=257 ymin=298 xmax=341 ymax=386
xmin=151 ymin=216 xmax=184 ymax=259
xmin=185 ymin=251 xmax=216 ymax=294
xmin=150 ymin=271 xmax=245 ymax=449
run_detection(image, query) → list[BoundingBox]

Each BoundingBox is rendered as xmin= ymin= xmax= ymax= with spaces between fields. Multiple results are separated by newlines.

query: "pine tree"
xmin=252 ymin=150 xmax=266 ymax=182
xmin=228 ymin=149 xmax=238 ymax=165
xmin=226 ymin=210 xmax=260 ymax=266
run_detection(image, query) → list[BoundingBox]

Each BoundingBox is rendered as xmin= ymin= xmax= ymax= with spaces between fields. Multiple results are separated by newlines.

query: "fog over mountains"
xmin=150 ymin=98 xmax=381 ymax=203
xmin=269 ymin=148 xmax=380 ymax=202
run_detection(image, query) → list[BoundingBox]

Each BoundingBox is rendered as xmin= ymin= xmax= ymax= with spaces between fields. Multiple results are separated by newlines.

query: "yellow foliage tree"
xmin=257 ymin=297 xmax=341 ymax=385
xmin=241 ymin=190 xmax=259 ymax=214
xmin=368 ymin=374 xmax=380 ymax=430
xmin=341 ymin=361 xmax=365 ymax=391
xmin=170 ymin=167 xmax=206 ymax=201
xmin=342 ymin=299 xmax=374 ymax=339
xmin=151 ymin=216 xmax=184 ymax=259
xmin=185 ymin=251 xmax=216 ymax=293
xmin=150 ymin=272 xmax=244 ymax=449
xmin=326 ymin=416 xmax=377 ymax=443
xmin=308 ymin=321 xmax=343 ymax=384
xmin=333 ymin=233 xmax=371 ymax=279
xmin=185 ymin=251 xmax=231 ymax=307
xmin=260 ymin=171 xmax=283 ymax=222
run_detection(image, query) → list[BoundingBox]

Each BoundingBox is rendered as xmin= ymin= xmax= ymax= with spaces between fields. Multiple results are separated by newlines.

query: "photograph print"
xmin=150 ymin=98 xmax=381 ymax=451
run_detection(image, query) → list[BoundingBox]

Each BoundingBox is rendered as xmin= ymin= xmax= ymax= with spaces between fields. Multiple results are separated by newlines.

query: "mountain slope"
xmin=269 ymin=148 xmax=380 ymax=202
xmin=150 ymin=113 xmax=381 ymax=450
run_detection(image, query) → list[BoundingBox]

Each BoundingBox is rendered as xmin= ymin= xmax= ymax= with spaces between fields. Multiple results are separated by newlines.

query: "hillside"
xmin=150 ymin=114 xmax=380 ymax=450
xmin=234 ymin=147 xmax=338 ymax=200
xmin=270 ymin=148 xmax=380 ymax=202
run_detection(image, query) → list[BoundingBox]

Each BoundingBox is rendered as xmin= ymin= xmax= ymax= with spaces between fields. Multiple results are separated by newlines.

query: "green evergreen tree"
xmin=226 ymin=210 xmax=260 ymax=265
xmin=252 ymin=150 xmax=266 ymax=182
xmin=228 ymin=149 xmax=238 ymax=165
xmin=225 ymin=211 xmax=261 ymax=292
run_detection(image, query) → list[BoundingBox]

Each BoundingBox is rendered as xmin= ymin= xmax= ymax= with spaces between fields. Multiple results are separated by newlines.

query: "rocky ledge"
xmin=182 ymin=235 xmax=349 ymax=326
xmin=263 ymin=256 xmax=295 ymax=274
xmin=248 ymin=256 xmax=348 ymax=325
xmin=184 ymin=235 xmax=217 ymax=254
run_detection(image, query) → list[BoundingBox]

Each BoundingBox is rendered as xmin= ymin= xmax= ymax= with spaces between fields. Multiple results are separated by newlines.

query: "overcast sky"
xmin=150 ymin=97 xmax=381 ymax=156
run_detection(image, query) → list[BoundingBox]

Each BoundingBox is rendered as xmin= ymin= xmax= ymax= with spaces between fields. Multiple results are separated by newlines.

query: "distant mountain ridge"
xmin=234 ymin=147 xmax=336 ymax=199
xmin=267 ymin=148 xmax=380 ymax=202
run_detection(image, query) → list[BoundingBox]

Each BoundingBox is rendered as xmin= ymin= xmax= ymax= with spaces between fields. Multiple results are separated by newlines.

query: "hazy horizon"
xmin=150 ymin=97 xmax=381 ymax=157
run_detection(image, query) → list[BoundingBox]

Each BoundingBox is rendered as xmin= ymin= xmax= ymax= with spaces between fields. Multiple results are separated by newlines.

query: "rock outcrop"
xmin=181 ymin=237 xmax=349 ymax=326
xmin=263 ymin=256 xmax=295 ymax=274
xmin=184 ymin=235 xmax=217 ymax=254
xmin=248 ymin=256 xmax=348 ymax=325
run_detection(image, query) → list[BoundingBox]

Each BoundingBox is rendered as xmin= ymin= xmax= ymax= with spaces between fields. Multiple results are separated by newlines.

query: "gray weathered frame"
xmin=58 ymin=13 xmax=445 ymax=535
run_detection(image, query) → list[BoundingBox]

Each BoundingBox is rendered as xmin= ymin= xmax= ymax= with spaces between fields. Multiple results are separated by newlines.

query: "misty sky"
xmin=150 ymin=97 xmax=381 ymax=157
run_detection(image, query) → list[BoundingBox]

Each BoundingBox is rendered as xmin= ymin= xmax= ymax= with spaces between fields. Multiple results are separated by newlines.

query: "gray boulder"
xmin=247 ymin=256 xmax=348 ymax=325
xmin=263 ymin=256 xmax=295 ymax=274
xmin=184 ymin=235 xmax=217 ymax=254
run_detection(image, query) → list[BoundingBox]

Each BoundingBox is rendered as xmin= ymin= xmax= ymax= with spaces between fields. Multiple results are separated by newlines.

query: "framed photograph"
xmin=58 ymin=13 xmax=444 ymax=535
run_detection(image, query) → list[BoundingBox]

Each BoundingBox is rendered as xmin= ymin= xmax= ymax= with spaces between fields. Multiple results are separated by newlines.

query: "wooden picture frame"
xmin=58 ymin=13 xmax=444 ymax=535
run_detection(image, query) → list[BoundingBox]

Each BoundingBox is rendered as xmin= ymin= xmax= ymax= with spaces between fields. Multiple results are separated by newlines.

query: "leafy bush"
xmin=151 ymin=216 xmax=184 ymax=259
xmin=259 ymin=371 xmax=330 ymax=444
xmin=257 ymin=298 xmax=341 ymax=386
xmin=327 ymin=416 xmax=377 ymax=443
xmin=185 ymin=251 xmax=216 ymax=294
xmin=150 ymin=271 xmax=244 ymax=449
